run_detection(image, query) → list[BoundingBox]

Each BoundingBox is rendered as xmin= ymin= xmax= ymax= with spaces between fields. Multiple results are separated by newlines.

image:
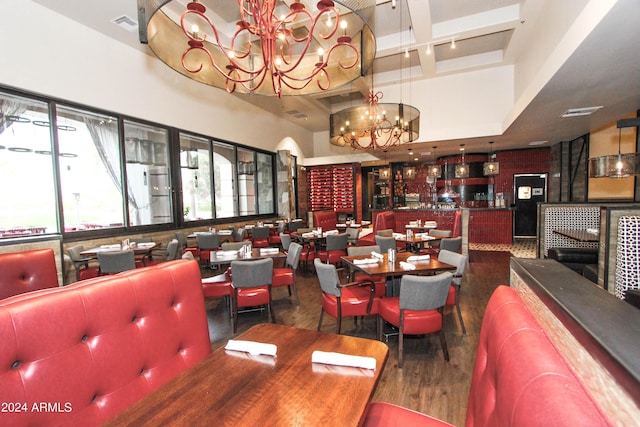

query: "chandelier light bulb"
xmin=317 ymin=47 xmax=324 ymax=63
xmin=426 ymin=43 xmax=431 ymax=55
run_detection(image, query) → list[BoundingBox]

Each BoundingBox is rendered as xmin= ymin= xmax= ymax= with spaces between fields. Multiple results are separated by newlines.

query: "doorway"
xmin=513 ymin=174 xmax=547 ymax=237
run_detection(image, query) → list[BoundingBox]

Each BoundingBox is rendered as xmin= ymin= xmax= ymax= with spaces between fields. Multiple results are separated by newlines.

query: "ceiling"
xmin=32 ymin=0 xmax=640 ymax=162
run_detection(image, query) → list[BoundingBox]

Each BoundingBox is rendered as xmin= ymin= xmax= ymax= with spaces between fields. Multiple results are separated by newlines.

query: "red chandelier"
xmin=139 ymin=0 xmax=376 ymax=97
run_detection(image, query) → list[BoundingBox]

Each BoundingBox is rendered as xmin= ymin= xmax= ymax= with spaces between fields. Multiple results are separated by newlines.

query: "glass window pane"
xmin=237 ymin=148 xmax=255 ymax=216
xmin=124 ymin=121 xmax=173 ymax=226
xmin=181 ymin=133 xmax=212 ymax=221
xmin=214 ymin=141 xmax=238 ymax=218
xmin=0 ymin=92 xmax=58 ymax=237
xmin=257 ymin=152 xmax=274 ymax=214
xmin=57 ymin=105 xmax=124 ymax=231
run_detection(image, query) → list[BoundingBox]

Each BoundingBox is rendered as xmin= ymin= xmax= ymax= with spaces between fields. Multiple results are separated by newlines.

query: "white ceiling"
xmin=31 ymin=0 xmax=640 ymax=162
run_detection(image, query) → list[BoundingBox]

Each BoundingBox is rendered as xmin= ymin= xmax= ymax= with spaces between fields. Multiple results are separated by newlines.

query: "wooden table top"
xmin=553 ymin=229 xmax=600 ymax=242
xmin=341 ymin=251 xmax=455 ymax=277
xmin=209 ymin=248 xmax=286 ymax=266
xmin=104 ymin=324 xmax=388 ymax=427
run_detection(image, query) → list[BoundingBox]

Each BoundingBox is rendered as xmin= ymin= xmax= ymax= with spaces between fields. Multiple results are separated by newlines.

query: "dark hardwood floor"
xmin=203 ymin=250 xmax=513 ymax=426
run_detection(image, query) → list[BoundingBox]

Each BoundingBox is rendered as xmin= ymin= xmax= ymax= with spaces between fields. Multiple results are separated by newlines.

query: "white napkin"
xmin=225 ymin=340 xmax=277 ymax=356
xmin=259 ymin=248 xmax=279 ymax=254
xmin=392 ymin=233 xmax=405 ymax=239
xmin=311 ymin=350 xmax=376 ymax=370
xmin=353 ymin=258 xmax=379 ymax=265
xmin=138 ymin=242 xmax=155 ymax=248
xmin=586 ymin=228 xmax=598 ymax=234
xmin=302 ymin=232 xmax=315 ymax=238
xmin=324 ymin=230 xmax=339 ymax=236
xmin=100 ymin=244 xmax=121 ymax=249
xmin=370 ymin=251 xmax=384 ymax=260
xmin=399 ymin=261 xmax=416 ymax=270
xmin=424 ymin=221 xmax=437 ymax=228
xmin=421 ymin=235 xmax=435 ymax=241
xmin=219 ymin=250 xmax=239 ymax=257
xmin=407 ymin=255 xmax=431 ymax=262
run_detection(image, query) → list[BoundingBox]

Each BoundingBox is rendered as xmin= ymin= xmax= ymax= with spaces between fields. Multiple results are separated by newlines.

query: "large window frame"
xmin=0 ymin=85 xmax=278 ymax=241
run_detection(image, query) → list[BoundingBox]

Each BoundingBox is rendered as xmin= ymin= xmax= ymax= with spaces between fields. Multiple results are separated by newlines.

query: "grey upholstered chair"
xmin=280 ymin=232 xmax=292 ymax=252
xmin=97 ymin=250 xmax=136 ymax=275
xmin=346 ymin=227 xmax=360 ymax=246
xmin=272 ymin=242 xmax=302 ymax=305
xmin=230 ymin=257 xmax=275 ymax=332
xmin=439 ymin=236 xmax=462 ymax=253
xmin=67 ymin=244 xmax=99 ymax=281
xmin=375 ymin=235 xmax=397 ymax=254
xmin=221 ymin=241 xmax=252 ymax=252
xmin=437 ymin=249 xmax=469 ymax=335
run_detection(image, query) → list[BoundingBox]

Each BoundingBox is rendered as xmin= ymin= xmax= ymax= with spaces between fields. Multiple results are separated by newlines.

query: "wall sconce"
xmin=454 ymin=144 xmax=469 ymax=178
xmin=403 ymin=166 xmax=416 ymax=180
xmin=483 ymin=141 xmax=499 ymax=176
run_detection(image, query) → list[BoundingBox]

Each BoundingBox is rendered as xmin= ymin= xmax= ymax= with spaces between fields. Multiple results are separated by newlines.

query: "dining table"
xmin=395 ymin=234 xmax=442 ymax=253
xmin=209 ymin=247 xmax=286 ymax=268
xmin=104 ymin=323 xmax=389 ymax=427
xmin=79 ymin=242 xmax=159 ymax=257
xmin=553 ymin=228 xmax=600 ymax=242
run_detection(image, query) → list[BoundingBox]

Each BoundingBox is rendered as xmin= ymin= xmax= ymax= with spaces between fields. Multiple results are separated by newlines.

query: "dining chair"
xmin=376 ymin=229 xmax=394 ymax=237
xmin=317 ymin=233 xmax=349 ymax=265
xmin=201 ymin=274 xmax=233 ymax=322
xmin=377 ymin=271 xmax=453 ymax=367
xmin=346 ymin=245 xmax=386 ymax=298
xmin=250 ymin=226 xmax=271 ymax=248
xmin=272 ymin=241 xmax=302 ymax=305
xmin=230 ymin=257 xmax=275 ymax=333
xmin=314 ymin=258 xmax=379 ymax=335
xmin=288 ymin=220 xmax=304 ymax=233
xmin=97 ymin=250 xmax=136 ymax=275
xmin=346 ymin=227 xmax=360 ymax=246
xmin=268 ymin=222 xmax=286 ymax=246
xmin=375 ymin=235 xmax=397 ymax=254
xmin=280 ymin=232 xmax=292 ymax=253
xmin=427 ymin=229 xmax=453 ymax=252
xmin=233 ymin=227 xmax=247 ymax=242
xmin=67 ymin=244 xmax=100 ymax=281
xmin=439 ymin=236 xmax=462 ymax=253
xmin=175 ymin=231 xmax=200 ymax=259
xmin=142 ymin=239 xmax=180 ymax=266
xmin=196 ymin=233 xmax=221 ymax=267
xmin=437 ymin=249 xmax=469 ymax=334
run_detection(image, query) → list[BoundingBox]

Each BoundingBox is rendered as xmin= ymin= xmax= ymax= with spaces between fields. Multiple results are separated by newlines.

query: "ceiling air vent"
xmin=561 ymin=106 xmax=602 ymax=118
xmin=112 ymin=15 xmax=138 ymax=32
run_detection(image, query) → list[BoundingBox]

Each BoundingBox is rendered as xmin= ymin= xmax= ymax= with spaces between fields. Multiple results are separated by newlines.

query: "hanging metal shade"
xmin=483 ymin=141 xmax=499 ymax=176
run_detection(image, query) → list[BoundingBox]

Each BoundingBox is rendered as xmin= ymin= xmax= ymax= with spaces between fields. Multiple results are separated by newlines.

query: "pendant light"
xmin=427 ymin=146 xmax=441 ymax=178
xmin=483 ymin=141 xmax=499 ymax=176
xmin=455 ymin=144 xmax=469 ymax=178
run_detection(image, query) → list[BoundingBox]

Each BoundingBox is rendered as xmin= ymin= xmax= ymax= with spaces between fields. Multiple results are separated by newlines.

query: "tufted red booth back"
xmin=465 ymin=285 xmax=610 ymax=426
xmin=0 ymin=248 xmax=59 ymax=300
xmin=0 ymin=260 xmax=211 ymax=426
xmin=374 ymin=211 xmax=399 ymax=233
xmin=313 ymin=210 xmax=338 ymax=231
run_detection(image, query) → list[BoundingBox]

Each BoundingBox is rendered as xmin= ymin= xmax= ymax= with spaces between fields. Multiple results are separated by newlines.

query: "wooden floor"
xmin=203 ymin=250 xmax=513 ymax=426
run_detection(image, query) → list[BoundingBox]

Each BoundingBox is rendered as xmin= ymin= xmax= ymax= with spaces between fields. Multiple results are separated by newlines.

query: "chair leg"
xmin=291 ymin=283 xmax=300 ymax=306
xmin=317 ymin=309 xmax=325 ymax=331
xmin=377 ymin=315 xmax=383 ymax=341
xmin=439 ymin=330 xmax=450 ymax=362
xmin=455 ymin=287 xmax=466 ymax=335
xmin=336 ymin=316 xmax=342 ymax=334
xmin=232 ymin=297 xmax=238 ymax=333
xmin=268 ymin=302 xmax=276 ymax=324
xmin=398 ymin=327 xmax=404 ymax=369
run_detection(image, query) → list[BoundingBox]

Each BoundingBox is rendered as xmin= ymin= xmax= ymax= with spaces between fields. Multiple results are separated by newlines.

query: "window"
xmin=237 ymin=148 xmax=255 ymax=216
xmin=0 ymin=93 xmax=58 ymax=236
xmin=257 ymin=152 xmax=274 ymax=214
xmin=124 ymin=121 xmax=173 ymax=226
xmin=181 ymin=133 xmax=213 ymax=221
xmin=214 ymin=141 xmax=238 ymax=218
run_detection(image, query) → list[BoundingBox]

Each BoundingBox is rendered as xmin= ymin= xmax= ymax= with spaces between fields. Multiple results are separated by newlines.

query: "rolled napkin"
xmin=407 ymin=255 xmax=431 ymax=262
xmin=370 ymin=251 xmax=384 ymax=260
xmin=586 ymin=228 xmax=599 ymax=234
xmin=421 ymin=235 xmax=435 ymax=241
xmin=353 ymin=257 xmax=379 ymax=265
xmin=225 ymin=340 xmax=277 ymax=356
xmin=311 ymin=350 xmax=376 ymax=370
xmin=301 ymin=232 xmax=315 ymax=238
xmin=392 ymin=233 xmax=405 ymax=239
xmin=399 ymin=261 xmax=416 ymax=270
xmin=423 ymin=221 xmax=438 ymax=228
xmin=325 ymin=229 xmax=339 ymax=236
xmin=138 ymin=242 xmax=155 ymax=248
xmin=260 ymin=247 xmax=279 ymax=254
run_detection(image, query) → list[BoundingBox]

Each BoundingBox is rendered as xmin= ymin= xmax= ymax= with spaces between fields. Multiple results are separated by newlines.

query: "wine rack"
xmin=308 ymin=164 xmax=355 ymax=213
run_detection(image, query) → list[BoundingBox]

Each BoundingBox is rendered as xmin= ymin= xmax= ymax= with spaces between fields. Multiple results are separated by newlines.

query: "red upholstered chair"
xmin=268 ymin=222 xmax=287 ymax=246
xmin=437 ymin=249 xmax=468 ymax=334
xmin=314 ymin=258 xmax=379 ymax=334
xmin=250 ymin=226 xmax=271 ymax=248
xmin=272 ymin=241 xmax=302 ymax=305
xmin=377 ymin=272 xmax=453 ymax=367
xmin=201 ymin=273 xmax=233 ymax=320
xmin=175 ymin=231 xmax=200 ymax=259
xmin=316 ymin=233 xmax=349 ymax=265
xmin=0 ymin=249 xmax=59 ymax=299
xmin=196 ymin=233 xmax=221 ymax=267
xmin=67 ymin=245 xmax=100 ymax=282
xmin=230 ymin=257 xmax=275 ymax=333
xmin=346 ymin=245 xmax=386 ymax=298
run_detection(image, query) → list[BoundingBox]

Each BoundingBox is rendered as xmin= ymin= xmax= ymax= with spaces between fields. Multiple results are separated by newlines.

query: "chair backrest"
xmin=233 ymin=228 xmax=246 ymax=242
xmin=440 ymin=236 xmax=462 ymax=253
xmin=182 ymin=251 xmax=195 ymax=260
xmin=67 ymin=244 xmax=86 ymax=265
xmin=376 ymin=229 xmax=394 ymax=237
xmin=288 ymin=220 xmax=304 ymax=232
xmin=314 ymin=258 xmax=341 ymax=297
xmin=437 ymin=249 xmax=467 ymax=285
xmin=97 ymin=250 xmax=136 ymax=274
xmin=231 ymin=258 xmax=273 ymax=288
xmin=280 ymin=233 xmax=292 ymax=251
xmin=0 ymin=249 xmax=59 ymax=299
xmin=277 ymin=222 xmax=287 ymax=234
xmin=429 ymin=229 xmax=452 ymax=238
xmin=175 ymin=231 xmax=188 ymax=249
xmin=346 ymin=227 xmax=360 ymax=244
xmin=399 ymin=272 xmax=453 ymax=311
xmin=347 ymin=245 xmax=381 ymax=257
xmin=166 ymin=239 xmax=180 ymax=260
xmin=221 ymin=241 xmax=251 ymax=251
xmin=374 ymin=211 xmax=397 ymax=234
xmin=286 ymin=242 xmax=303 ymax=269
xmin=451 ymin=209 xmax=462 ymax=238
xmin=326 ymin=233 xmax=349 ymax=251
xmin=196 ymin=233 xmax=220 ymax=250
xmin=375 ymin=235 xmax=396 ymax=253
xmin=251 ymin=226 xmax=270 ymax=239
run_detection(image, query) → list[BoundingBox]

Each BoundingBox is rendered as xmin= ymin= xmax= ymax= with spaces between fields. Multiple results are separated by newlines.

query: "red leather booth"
xmin=0 ymin=260 xmax=211 ymax=426
xmin=312 ymin=210 xmax=338 ymax=231
xmin=0 ymin=248 xmax=59 ymax=300
xmin=361 ymin=285 xmax=611 ymax=426
xmin=358 ymin=211 xmax=401 ymax=247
